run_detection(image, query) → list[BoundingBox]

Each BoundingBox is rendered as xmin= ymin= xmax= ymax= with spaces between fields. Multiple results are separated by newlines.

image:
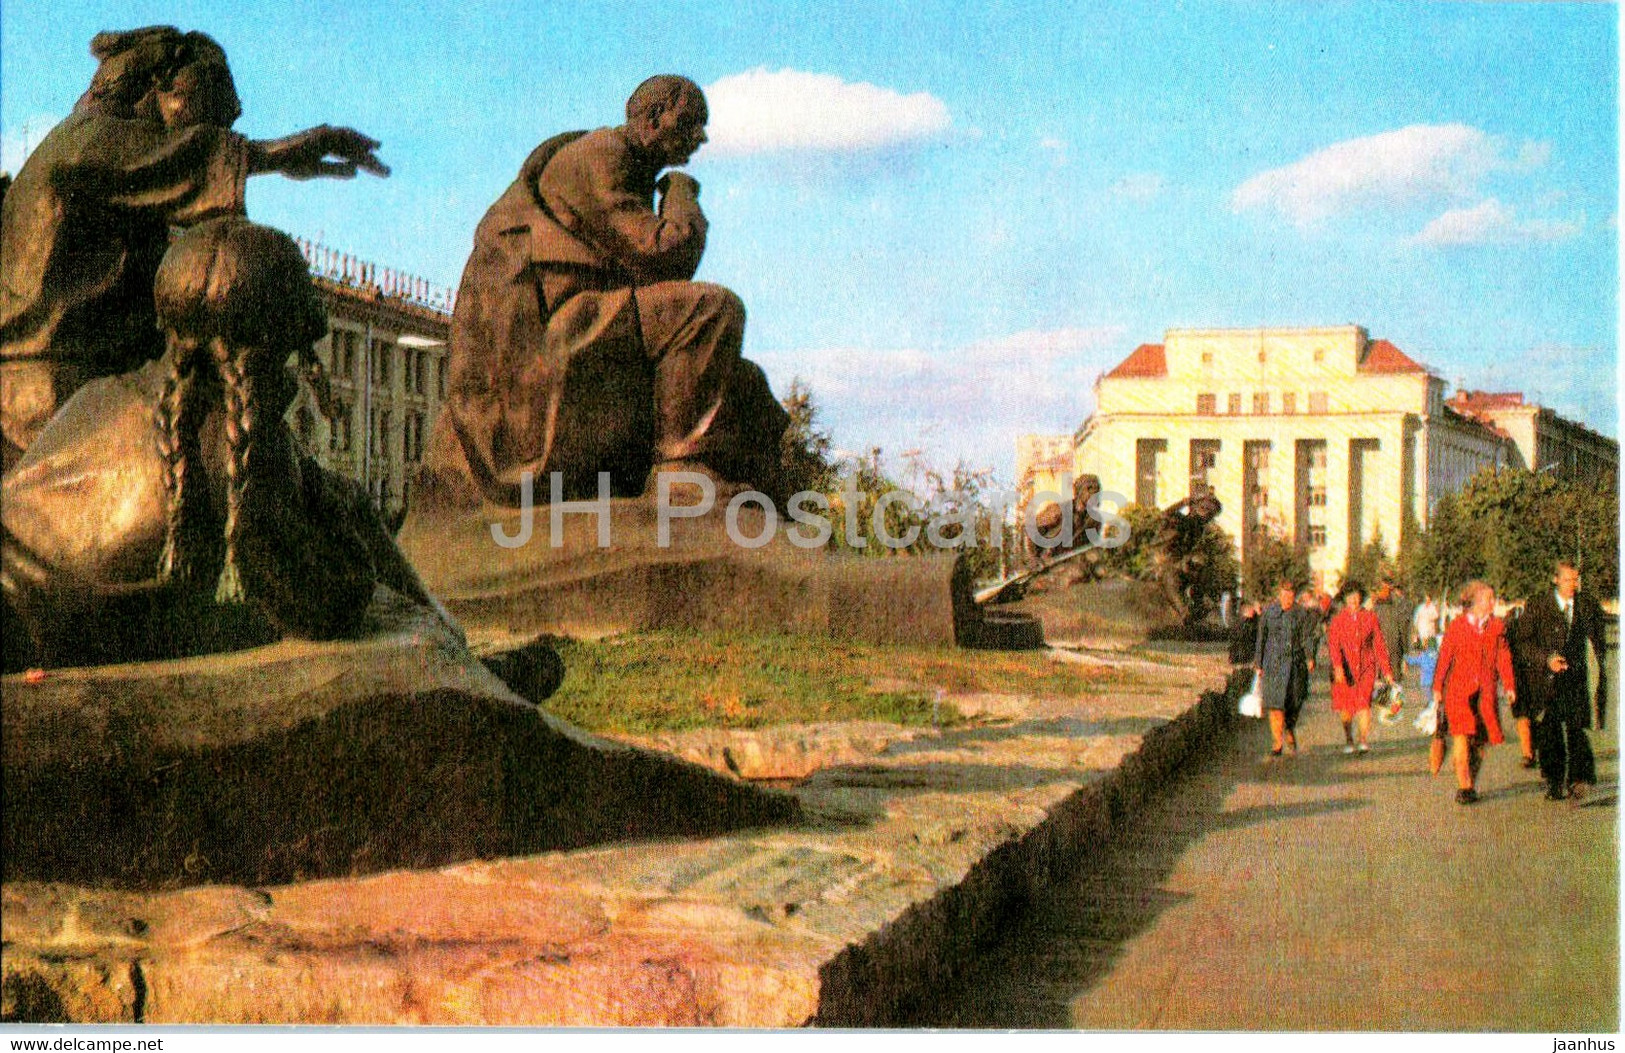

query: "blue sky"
xmin=4 ymin=1 xmax=1617 ymax=481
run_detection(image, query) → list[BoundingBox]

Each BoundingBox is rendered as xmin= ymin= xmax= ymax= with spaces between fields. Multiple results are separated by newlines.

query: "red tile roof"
xmin=1103 ymin=343 xmax=1166 ymax=379
xmin=1448 ymin=390 xmax=1527 ymax=411
xmin=1358 ymin=338 xmax=1426 ymax=374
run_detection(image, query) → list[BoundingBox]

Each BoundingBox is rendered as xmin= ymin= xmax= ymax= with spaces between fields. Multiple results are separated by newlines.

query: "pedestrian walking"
xmin=1412 ymin=595 xmax=1441 ymax=650
xmin=1374 ymin=579 xmax=1415 ymax=719
xmin=1432 ymin=581 xmax=1517 ymax=805
xmin=1253 ymin=579 xmax=1315 ymax=757
xmin=1512 ymin=561 xmax=1608 ymax=802
xmin=1227 ymin=599 xmax=1262 ymax=702
xmin=1327 ymin=580 xmax=1395 ymax=753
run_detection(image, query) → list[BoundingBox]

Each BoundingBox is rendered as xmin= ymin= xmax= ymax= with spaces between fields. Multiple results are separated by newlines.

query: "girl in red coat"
xmin=1432 ymin=580 xmax=1517 ymax=804
xmin=1326 ymin=580 xmax=1394 ymax=753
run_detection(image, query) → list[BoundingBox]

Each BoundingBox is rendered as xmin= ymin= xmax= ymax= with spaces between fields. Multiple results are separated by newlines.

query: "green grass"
xmin=543 ymin=631 xmax=1113 ymax=734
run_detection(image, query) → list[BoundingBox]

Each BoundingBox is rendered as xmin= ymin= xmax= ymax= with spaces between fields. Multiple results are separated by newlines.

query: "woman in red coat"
xmin=1432 ymin=580 xmax=1517 ymax=805
xmin=1326 ymin=580 xmax=1394 ymax=754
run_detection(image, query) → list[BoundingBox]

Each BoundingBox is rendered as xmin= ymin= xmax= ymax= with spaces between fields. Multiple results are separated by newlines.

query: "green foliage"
xmin=1342 ymin=530 xmax=1390 ymax=592
xmin=1092 ymin=503 xmax=1240 ymax=621
xmin=1407 ymin=467 xmax=1619 ymax=601
xmin=1186 ymin=522 xmax=1242 ymax=622
xmin=1242 ymin=529 xmax=1312 ymax=602
xmin=1092 ymin=503 xmax=1162 ymax=580
xmin=778 ymin=378 xmax=838 ymax=497
xmin=543 ymin=630 xmax=1114 ymax=734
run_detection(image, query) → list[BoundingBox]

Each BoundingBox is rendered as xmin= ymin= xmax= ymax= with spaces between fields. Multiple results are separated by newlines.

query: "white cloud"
xmin=1 ymin=113 xmax=60 ymax=175
xmin=702 ymin=68 xmax=952 ymax=158
xmin=1231 ymin=123 xmax=1549 ymax=227
xmin=1109 ymin=171 xmax=1166 ymax=202
xmin=1039 ymin=136 xmax=1067 ymax=153
xmin=1408 ymin=197 xmax=1584 ymax=246
xmin=753 ymin=326 xmax=1128 ymax=480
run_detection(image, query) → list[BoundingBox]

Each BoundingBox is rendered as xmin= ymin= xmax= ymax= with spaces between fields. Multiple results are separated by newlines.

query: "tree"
xmin=1242 ymin=528 xmax=1311 ymax=603
xmin=1342 ymin=530 xmax=1390 ymax=592
xmin=778 ymin=378 xmax=838 ymax=498
xmin=1406 ymin=467 xmax=1619 ymax=602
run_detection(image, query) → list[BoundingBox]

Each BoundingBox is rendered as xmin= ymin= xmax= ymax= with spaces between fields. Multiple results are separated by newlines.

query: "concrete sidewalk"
xmin=918 ymin=676 xmax=1619 ymax=1031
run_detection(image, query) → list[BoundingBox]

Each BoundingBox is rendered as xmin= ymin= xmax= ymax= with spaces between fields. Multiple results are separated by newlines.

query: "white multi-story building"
xmin=1071 ymin=325 xmax=1510 ymax=592
xmin=286 ymin=241 xmax=454 ymax=521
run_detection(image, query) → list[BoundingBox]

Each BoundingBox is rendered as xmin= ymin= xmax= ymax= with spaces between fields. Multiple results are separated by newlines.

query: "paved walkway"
xmin=914 ymin=672 xmax=1619 ymax=1030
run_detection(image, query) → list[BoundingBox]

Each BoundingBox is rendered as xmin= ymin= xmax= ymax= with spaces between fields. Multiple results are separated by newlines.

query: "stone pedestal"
xmin=397 ymin=498 xmax=966 ymax=648
xmin=2 ymin=588 xmax=796 ymax=889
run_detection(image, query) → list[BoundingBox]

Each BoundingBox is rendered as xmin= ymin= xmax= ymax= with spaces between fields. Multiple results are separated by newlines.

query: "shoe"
xmin=1570 ymin=783 xmax=1591 ymax=802
xmin=1270 ymin=747 xmax=1283 ymax=758
xmin=1342 ymin=744 xmax=1356 ymax=755
xmin=1455 ymin=788 xmax=1478 ymax=805
xmin=1545 ymin=785 xmax=1569 ymax=801
xmin=1357 ymin=743 xmax=1370 ymax=753
xmin=1521 ymin=756 xmax=1538 ymax=769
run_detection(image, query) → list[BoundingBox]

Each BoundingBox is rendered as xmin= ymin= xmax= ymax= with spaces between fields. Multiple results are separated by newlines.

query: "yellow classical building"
xmin=1073 ymin=325 xmax=1509 ymax=592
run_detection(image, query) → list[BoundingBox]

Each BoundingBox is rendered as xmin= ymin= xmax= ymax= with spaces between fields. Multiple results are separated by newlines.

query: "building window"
xmin=437 ymin=359 xmax=448 ymax=398
xmin=1190 ymin=439 xmax=1219 ymax=493
xmin=329 ymin=400 xmax=353 ymax=453
xmin=372 ymin=340 xmax=393 ymax=387
xmin=1135 ymin=438 xmax=1167 ymax=508
xmin=330 ymin=329 xmax=358 ymax=381
xmin=404 ymin=350 xmax=416 ymax=395
xmin=1282 ymin=392 xmax=1297 ymax=415
xmin=1252 ymin=392 xmax=1269 ymax=415
xmin=1196 ymin=393 xmax=1217 ymax=416
xmin=1307 ymin=524 xmax=1327 ymax=547
xmin=417 ymin=351 xmax=431 ymax=396
xmin=1308 ymin=391 xmax=1328 ymax=414
xmin=1227 ymin=393 xmax=1242 ymax=416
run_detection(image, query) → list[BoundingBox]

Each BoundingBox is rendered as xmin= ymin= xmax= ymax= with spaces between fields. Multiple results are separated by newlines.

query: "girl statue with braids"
xmin=2 ymin=218 xmax=445 ymax=671
xmin=1 ymin=25 xmax=389 ymax=471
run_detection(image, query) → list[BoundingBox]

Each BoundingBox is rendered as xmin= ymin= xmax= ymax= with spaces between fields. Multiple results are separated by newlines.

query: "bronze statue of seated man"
xmin=2 ymin=218 xmax=443 ymax=671
xmin=416 ymin=75 xmax=788 ymax=509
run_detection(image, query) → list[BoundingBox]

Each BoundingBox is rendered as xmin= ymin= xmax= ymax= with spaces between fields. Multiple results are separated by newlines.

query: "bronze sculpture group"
xmin=1 ymin=26 xmax=1218 ymax=674
xmin=0 ymin=32 xmax=788 ymax=671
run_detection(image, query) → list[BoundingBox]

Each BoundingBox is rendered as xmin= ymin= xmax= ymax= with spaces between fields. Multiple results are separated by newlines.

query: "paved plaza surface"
xmin=916 ymin=670 xmax=1619 ymax=1031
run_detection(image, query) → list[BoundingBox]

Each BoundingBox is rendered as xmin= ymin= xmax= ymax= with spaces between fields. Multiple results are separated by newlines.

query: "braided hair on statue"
xmin=151 ymin=217 xmax=326 ymax=606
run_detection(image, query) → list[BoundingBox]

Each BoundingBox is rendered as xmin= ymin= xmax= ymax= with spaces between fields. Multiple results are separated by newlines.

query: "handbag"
xmin=1238 ymin=672 xmax=1264 ymax=718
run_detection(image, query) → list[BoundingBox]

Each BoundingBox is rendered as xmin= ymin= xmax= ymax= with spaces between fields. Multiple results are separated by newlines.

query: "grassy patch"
xmin=544 ymin=631 xmax=1112 ymax=734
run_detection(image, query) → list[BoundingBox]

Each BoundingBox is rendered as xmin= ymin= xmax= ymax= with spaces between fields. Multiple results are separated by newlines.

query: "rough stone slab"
xmin=1 ymin=646 xmax=1230 ymax=1026
xmin=2 ymin=588 xmax=797 ymax=889
xmin=398 ymin=498 xmax=962 ymax=648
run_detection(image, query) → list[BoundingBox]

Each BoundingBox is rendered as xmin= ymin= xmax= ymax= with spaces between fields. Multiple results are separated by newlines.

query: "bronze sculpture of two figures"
xmin=1 ymin=27 xmax=782 ymax=670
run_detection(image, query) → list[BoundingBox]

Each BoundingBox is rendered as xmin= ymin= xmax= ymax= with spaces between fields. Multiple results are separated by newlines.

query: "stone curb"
xmin=811 ymin=687 xmax=1238 ymax=1026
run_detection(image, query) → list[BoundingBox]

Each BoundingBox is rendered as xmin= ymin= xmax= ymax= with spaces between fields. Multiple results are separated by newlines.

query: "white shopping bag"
xmin=1238 ymin=672 xmax=1263 ymax=718
xmin=1413 ymin=700 xmax=1437 ymax=736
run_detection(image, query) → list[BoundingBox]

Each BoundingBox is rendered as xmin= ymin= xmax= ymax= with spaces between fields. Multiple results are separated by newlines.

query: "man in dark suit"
xmin=1512 ymin=561 xmax=1609 ymax=801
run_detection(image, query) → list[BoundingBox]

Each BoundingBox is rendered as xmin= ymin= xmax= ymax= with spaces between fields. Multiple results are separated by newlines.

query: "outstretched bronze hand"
xmin=251 ymin=125 xmax=390 ymax=180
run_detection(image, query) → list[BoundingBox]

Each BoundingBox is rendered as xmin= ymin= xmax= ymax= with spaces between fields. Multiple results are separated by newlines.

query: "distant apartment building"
xmin=286 ymin=240 xmax=454 ymax=520
xmin=1071 ymin=325 xmax=1512 ymax=593
xmin=1014 ymin=433 xmax=1074 ymax=527
xmin=1445 ymin=390 xmax=1618 ymax=486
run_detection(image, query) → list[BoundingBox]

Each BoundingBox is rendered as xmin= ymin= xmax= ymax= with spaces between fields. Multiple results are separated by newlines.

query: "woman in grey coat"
xmin=1254 ymin=578 xmax=1316 ymax=756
